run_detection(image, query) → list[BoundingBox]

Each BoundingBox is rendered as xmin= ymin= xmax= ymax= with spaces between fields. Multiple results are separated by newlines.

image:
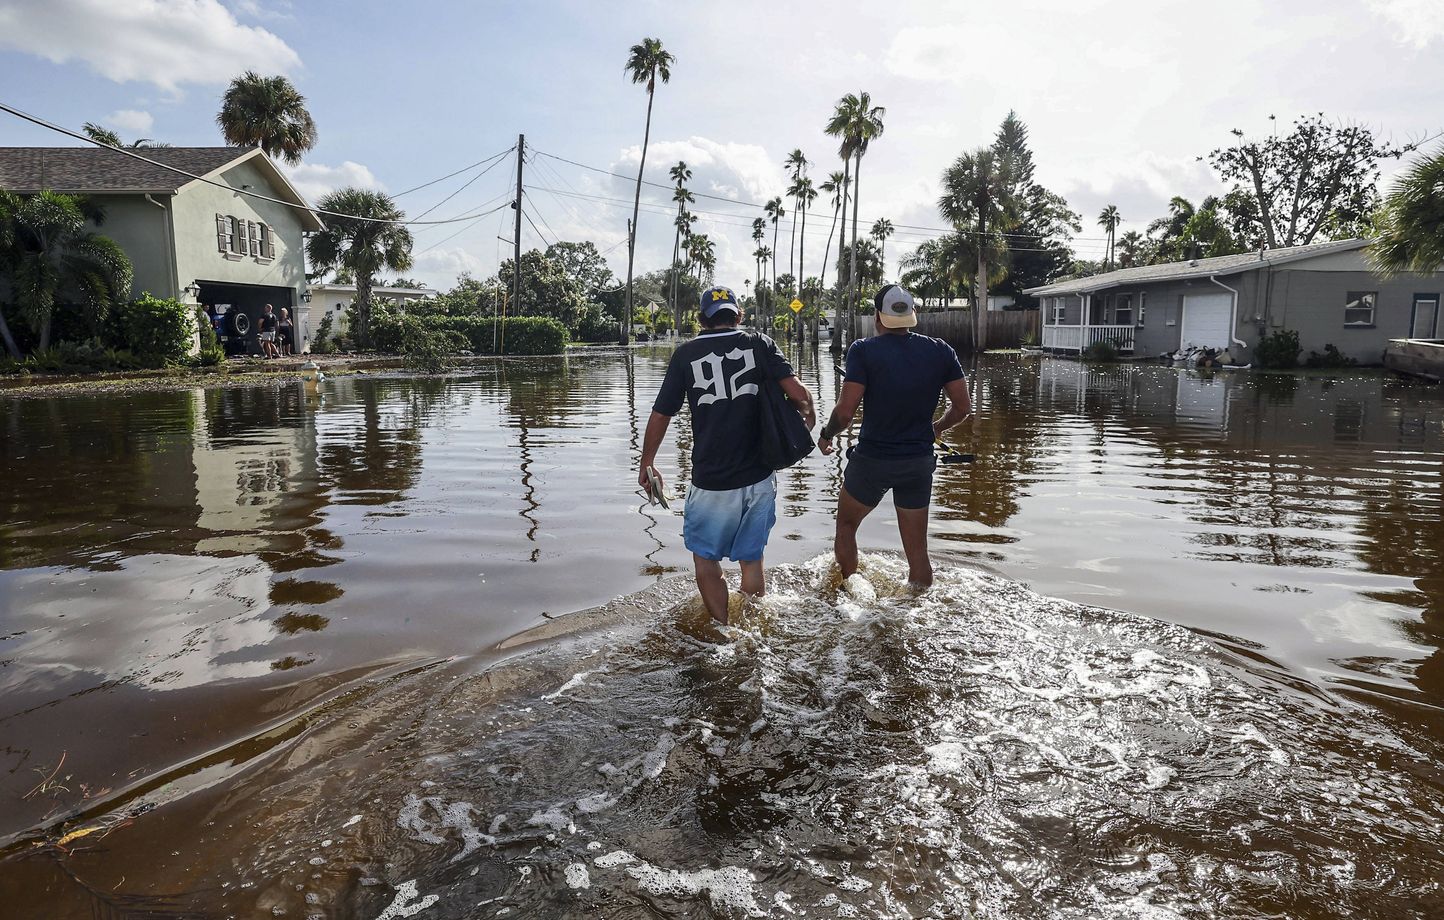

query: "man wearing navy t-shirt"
xmin=641 ymin=285 xmax=816 ymax=624
xmin=817 ymin=285 xmax=973 ymax=589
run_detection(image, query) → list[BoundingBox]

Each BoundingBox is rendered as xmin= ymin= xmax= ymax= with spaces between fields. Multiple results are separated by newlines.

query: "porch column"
xmin=1078 ymin=292 xmax=1090 ymax=352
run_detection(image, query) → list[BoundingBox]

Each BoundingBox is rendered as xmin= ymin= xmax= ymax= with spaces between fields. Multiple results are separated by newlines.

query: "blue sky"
xmin=2 ymin=0 xmax=1443 ymax=290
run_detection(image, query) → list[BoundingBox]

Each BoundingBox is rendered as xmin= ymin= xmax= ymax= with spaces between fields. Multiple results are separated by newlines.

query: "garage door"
xmin=1180 ymin=293 xmax=1233 ymax=350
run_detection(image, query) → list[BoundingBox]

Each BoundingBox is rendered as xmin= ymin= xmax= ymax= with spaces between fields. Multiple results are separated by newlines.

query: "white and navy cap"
xmin=874 ymin=284 xmax=917 ymax=329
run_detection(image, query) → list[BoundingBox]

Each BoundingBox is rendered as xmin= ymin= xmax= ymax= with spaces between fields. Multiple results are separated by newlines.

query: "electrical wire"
xmin=391 ymin=146 xmax=514 ymax=198
xmin=410 ymin=153 xmax=514 ymax=221
xmin=415 ymin=200 xmax=514 ymax=254
xmin=0 ymin=99 xmax=505 ymax=227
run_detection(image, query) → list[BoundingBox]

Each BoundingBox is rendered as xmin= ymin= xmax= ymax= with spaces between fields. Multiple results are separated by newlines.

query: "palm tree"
xmin=796 ymin=177 xmax=818 ymax=344
xmin=621 ymin=37 xmax=675 ymax=346
xmin=817 ymin=171 xmax=847 ymax=293
xmin=825 ymin=91 xmax=885 ymax=350
xmin=305 ymin=188 xmax=412 ymax=349
xmin=1116 ymin=230 xmax=1147 ymax=268
xmin=1098 ymin=204 xmax=1121 ymax=268
xmin=784 ymin=149 xmax=808 ymax=285
xmin=869 ymin=218 xmax=895 ymax=278
xmin=217 ymin=71 xmax=318 ymax=164
xmin=0 ymin=190 xmax=132 ymax=357
xmin=82 ymin=123 xmax=169 ymax=149
xmin=764 ymin=197 xmax=785 ymax=327
xmin=667 ymin=160 xmax=693 ymax=334
xmin=1368 ymin=144 xmax=1444 ymax=277
xmin=938 ymin=147 xmax=1019 ymax=351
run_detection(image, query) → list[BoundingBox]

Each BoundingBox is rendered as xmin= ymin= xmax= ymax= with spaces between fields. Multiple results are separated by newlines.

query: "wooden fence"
xmin=852 ymin=309 xmax=1039 ymax=350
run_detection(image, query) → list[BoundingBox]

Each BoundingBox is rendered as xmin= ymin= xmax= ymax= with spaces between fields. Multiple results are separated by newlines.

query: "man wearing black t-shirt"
xmin=641 ymin=285 xmax=816 ymax=624
xmin=817 ymin=285 xmax=973 ymax=589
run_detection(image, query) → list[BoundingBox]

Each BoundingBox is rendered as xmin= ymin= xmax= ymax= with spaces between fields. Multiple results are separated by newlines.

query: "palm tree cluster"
xmin=824 ymin=92 xmax=885 ymax=351
xmin=1367 ymin=143 xmax=1444 ymax=277
xmin=305 ymin=188 xmax=413 ymax=349
xmin=217 ymin=71 xmax=318 ymax=165
xmin=622 ymin=37 xmax=675 ymax=345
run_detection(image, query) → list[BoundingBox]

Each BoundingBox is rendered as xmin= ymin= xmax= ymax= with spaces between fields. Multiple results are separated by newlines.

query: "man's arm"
xmin=779 ymin=376 xmax=817 ymax=429
xmin=639 ymin=411 xmax=672 ymax=491
xmin=817 ymin=381 xmax=865 ymax=455
xmin=932 ymin=377 xmax=973 ymax=440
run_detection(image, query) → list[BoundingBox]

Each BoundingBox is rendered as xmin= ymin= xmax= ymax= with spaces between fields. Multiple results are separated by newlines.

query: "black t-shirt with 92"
xmin=653 ymin=329 xmax=794 ymax=491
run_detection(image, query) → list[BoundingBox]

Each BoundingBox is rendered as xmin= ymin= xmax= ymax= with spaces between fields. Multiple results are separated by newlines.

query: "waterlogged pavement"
xmin=2 ymin=351 xmax=1444 ymax=917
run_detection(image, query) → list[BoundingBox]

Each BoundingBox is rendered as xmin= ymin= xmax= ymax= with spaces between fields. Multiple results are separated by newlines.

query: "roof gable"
xmin=1025 ymin=239 xmax=1371 ymax=296
xmin=0 ymin=146 xmax=251 ymax=194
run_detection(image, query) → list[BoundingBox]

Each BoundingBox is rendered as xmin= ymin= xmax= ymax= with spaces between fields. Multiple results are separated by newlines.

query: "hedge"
xmin=371 ymin=314 xmax=568 ymax=356
xmin=112 ymin=294 xmax=194 ymax=364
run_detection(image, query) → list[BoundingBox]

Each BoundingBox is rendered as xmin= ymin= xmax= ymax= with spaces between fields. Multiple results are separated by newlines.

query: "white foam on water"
xmin=543 ymin=669 xmax=601 ymax=700
xmin=373 ymin=880 xmax=439 ymax=919
xmin=564 ymin=862 xmax=591 ymax=889
xmin=342 ymin=815 xmax=363 ymax=829
xmin=594 ymin=850 xmax=636 ymax=868
xmin=525 ymin=806 xmax=575 ymax=834
xmin=397 ymin=794 xmax=493 ymax=861
xmin=623 ymin=860 xmax=764 ymax=917
xmin=575 ymin=792 xmax=616 ymax=814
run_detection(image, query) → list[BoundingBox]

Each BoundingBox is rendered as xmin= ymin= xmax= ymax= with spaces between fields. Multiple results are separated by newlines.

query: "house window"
xmin=1344 ymin=291 xmax=1376 ymax=327
xmin=235 ymin=218 xmax=250 ymax=256
xmin=257 ymin=223 xmax=273 ymax=259
xmin=247 ymin=221 xmax=259 ymax=257
xmin=1137 ymin=291 xmax=1147 ymax=327
xmin=1051 ymin=298 xmax=1065 ymax=325
xmin=1114 ymin=293 xmax=1134 ymax=327
xmin=216 ymin=213 xmax=233 ymax=252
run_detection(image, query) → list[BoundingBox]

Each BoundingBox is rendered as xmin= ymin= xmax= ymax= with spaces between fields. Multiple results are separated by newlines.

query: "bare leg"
xmin=835 ymin=487 xmax=875 ymax=579
xmin=694 ymin=554 xmax=729 ymax=625
xmin=738 ymin=558 xmax=765 ymax=599
xmin=895 ymin=504 xmax=933 ymax=589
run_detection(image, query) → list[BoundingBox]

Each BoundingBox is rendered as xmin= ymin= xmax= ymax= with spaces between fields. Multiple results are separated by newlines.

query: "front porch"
xmin=1040 ymin=290 xmax=1140 ymax=354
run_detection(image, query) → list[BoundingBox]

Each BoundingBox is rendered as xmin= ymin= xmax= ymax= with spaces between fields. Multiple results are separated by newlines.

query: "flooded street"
xmin=2 ymin=350 xmax=1444 ymax=918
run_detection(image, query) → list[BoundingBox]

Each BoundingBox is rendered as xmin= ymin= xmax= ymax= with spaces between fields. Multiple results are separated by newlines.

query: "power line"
xmin=392 ymin=146 xmax=514 ymax=198
xmin=410 ymin=153 xmax=515 ymax=221
xmin=520 ymin=205 xmax=554 ymax=248
xmin=415 ymin=200 xmax=514 ymax=254
xmin=0 ymin=100 xmax=507 ymax=227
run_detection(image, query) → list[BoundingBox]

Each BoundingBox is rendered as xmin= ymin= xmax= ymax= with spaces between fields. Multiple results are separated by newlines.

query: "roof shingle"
xmin=0 ymin=146 xmax=251 ymax=194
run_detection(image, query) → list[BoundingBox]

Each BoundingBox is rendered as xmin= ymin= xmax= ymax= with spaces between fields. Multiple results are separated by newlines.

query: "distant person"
xmin=817 ymin=284 xmax=973 ymax=589
xmin=278 ymin=307 xmax=295 ymax=357
xmin=640 ymin=285 xmax=816 ymax=624
xmin=258 ymin=304 xmax=280 ymax=358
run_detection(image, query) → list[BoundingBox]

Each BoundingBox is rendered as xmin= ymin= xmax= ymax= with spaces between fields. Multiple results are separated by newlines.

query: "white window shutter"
xmin=248 ymin=221 xmax=259 ymax=256
xmin=237 ymin=218 xmax=249 ymax=255
xmin=217 ymin=214 xmax=227 ymax=252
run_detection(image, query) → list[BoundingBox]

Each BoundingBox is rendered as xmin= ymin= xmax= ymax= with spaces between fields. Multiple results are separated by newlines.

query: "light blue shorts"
xmin=683 ymin=475 xmax=777 ymax=562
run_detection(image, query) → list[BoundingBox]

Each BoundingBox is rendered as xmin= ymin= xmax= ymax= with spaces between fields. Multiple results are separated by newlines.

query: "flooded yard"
xmin=2 ymin=350 xmax=1443 ymax=918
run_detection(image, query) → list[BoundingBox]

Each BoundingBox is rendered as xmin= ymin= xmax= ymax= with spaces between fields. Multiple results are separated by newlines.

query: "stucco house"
xmin=1028 ymin=239 xmax=1444 ymax=365
xmin=0 ymin=146 xmax=323 ymax=355
xmin=309 ymin=282 xmax=437 ymax=339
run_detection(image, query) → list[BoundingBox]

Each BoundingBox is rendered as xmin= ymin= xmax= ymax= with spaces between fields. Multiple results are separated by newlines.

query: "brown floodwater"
xmin=1 ymin=350 xmax=1443 ymax=918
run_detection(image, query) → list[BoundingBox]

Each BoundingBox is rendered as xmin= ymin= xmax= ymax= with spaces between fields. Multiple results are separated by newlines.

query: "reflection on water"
xmin=1 ymin=352 xmax=1443 ymax=916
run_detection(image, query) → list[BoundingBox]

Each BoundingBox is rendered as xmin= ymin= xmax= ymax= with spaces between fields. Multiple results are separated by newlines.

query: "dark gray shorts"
xmin=843 ymin=451 xmax=937 ymax=509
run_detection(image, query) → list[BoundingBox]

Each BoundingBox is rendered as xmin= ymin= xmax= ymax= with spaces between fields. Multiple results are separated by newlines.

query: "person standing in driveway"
xmin=640 ymin=285 xmax=817 ymax=624
xmin=817 ymin=284 xmax=973 ymax=589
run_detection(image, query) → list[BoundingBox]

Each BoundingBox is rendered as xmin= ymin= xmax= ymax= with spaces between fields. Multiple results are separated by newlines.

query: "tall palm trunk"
xmin=848 ymin=151 xmax=862 ymax=349
xmin=975 ymin=207 xmax=988 ymax=353
xmin=623 ymin=83 xmax=656 ymax=346
xmin=38 ymin=314 xmax=52 ymax=353
xmin=356 ymin=273 xmax=374 ymax=350
xmin=770 ymin=221 xmax=780 ymax=332
xmin=798 ymin=197 xmax=808 ymax=346
xmin=669 ymin=213 xmax=682 ymax=336
xmin=0 ymin=306 xmax=20 ymax=358
xmin=830 ymin=159 xmax=850 ymax=354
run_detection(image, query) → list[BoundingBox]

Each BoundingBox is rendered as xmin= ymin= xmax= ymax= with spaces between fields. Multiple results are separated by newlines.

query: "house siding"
xmin=170 ymin=159 xmax=308 ymax=299
xmin=84 ymin=195 xmax=178 ymax=300
xmin=1266 ymin=268 xmax=1441 ymax=365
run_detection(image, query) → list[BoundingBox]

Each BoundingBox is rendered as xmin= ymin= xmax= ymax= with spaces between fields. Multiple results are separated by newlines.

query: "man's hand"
xmin=818 ymin=436 xmax=835 ymax=456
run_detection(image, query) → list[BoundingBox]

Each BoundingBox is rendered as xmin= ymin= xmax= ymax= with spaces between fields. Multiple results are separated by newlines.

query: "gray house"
xmin=1027 ymin=239 xmax=1444 ymax=365
xmin=0 ymin=146 xmax=323 ymax=354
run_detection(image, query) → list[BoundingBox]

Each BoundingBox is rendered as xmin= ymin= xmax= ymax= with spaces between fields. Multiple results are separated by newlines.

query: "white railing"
xmin=1042 ymin=325 xmax=1082 ymax=351
xmin=1042 ymin=324 xmax=1136 ymax=352
xmin=1085 ymin=325 xmax=1136 ymax=352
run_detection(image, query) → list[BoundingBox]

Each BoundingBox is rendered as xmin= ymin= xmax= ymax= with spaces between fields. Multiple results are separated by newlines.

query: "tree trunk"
xmin=798 ymin=197 xmax=808 ymax=347
xmin=38 ymin=312 xmax=52 ymax=353
xmin=624 ymin=85 xmax=656 ymax=346
xmin=0 ymin=305 xmax=20 ymax=359
xmin=830 ymin=160 xmax=850 ymax=354
xmin=356 ymin=273 xmax=373 ymax=350
xmin=848 ymin=151 xmax=862 ymax=349
xmin=976 ymin=212 xmax=988 ymax=353
xmin=771 ymin=221 xmax=780 ymax=332
xmin=670 ymin=211 xmax=682 ymax=337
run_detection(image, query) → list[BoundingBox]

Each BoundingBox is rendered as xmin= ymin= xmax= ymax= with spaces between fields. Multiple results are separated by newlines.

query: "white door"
xmin=1412 ymin=297 xmax=1439 ymax=339
xmin=1180 ymin=293 xmax=1233 ymax=350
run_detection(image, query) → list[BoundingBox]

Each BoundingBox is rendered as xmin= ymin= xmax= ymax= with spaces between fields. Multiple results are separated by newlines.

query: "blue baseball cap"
xmin=700 ymin=285 xmax=741 ymax=318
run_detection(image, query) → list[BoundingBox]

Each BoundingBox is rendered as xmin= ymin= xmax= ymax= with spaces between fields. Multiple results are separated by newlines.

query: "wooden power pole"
xmin=513 ymin=134 xmax=524 ymax=330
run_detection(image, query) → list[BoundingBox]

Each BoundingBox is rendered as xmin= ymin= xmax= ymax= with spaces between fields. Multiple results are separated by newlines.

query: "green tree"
xmin=0 ymin=190 xmax=132 ymax=357
xmin=869 ymin=218 xmax=894 ymax=278
xmin=938 ymin=147 xmax=1019 ymax=350
xmin=1207 ymin=114 xmax=1414 ymax=249
xmin=621 ymin=37 xmax=675 ymax=346
xmin=825 ymin=91 xmax=885 ymax=350
xmin=217 ymin=71 xmax=318 ymax=165
xmin=306 ymin=188 xmax=412 ymax=348
xmin=784 ymin=149 xmax=808 ymax=284
xmin=1115 ymin=230 xmax=1149 ymax=267
xmin=1098 ymin=204 xmax=1121 ymax=268
xmin=498 ymin=249 xmax=588 ymax=328
xmin=764 ymin=196 xmax=785 ymax=325
xmin=817 ymin=171 xmax=847 ymax=293
xmin=989 ymin=111 xmax=1080 ymax=303
xmin=82 ymin=123 xmax=168 ymax=149
xmin=794 ymin=176 xmax=818 ymax=342
xmin=836 ymin=239 xmax=883 ymax=291
xmin=1367 ymin=143 xmax=1444 ymax=276
xmin=667 ymin=161 xmax=693 ymax=332
xmin=544 ymin=240 xmax=615 ymax=296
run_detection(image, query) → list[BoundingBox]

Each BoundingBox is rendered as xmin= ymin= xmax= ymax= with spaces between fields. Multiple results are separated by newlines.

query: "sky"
xmin=1 ymin=0 xmax=1442 ymax=293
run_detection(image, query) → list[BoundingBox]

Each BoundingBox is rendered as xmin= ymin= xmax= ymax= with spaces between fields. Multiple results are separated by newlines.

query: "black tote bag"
xmin=750 ymin=334 xmax=815 ymax=470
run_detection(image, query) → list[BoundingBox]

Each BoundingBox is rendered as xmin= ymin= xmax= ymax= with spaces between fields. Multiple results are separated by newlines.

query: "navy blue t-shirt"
xmin=844 ymin=332 xmax=965 ymax=459
xmin=653 ymin=329 xmax=794 ymax=490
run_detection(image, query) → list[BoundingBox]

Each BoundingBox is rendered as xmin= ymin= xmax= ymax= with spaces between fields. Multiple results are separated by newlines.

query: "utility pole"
xmin=512 ymin=134 xmax=524 ymax=335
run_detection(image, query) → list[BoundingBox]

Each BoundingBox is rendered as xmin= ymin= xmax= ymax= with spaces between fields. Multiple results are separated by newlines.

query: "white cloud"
xmin=413 ymin=247 xmax=486 ymax=286
xmin=280 ymin=161 xmax=383 ymax=205
xmin=106 ymin=108 xmax=154 ymax=135
xmin=1367 ymin=0 xmax=1444 ymax=46
xmin=0 ymin=0 xmax=300 ymax=92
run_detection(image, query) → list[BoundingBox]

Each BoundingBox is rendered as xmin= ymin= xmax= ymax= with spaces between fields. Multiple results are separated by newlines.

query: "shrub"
xmin=402 ymin=323 xmax=451 ymax=374
xmin=493 ymin=316 xmax=568 ymax=355
xmin=194 ymin=308 xmax=224 ymax=366
xmin=1305 ymin=343 xmax=1357 ymax=368
xmin=1255 ymin=328 xmax=1301 ymax=369
xmin=0 ymin=339 xmax=142 ymax=375
xmin=313 ymin=312 xmax=336 ymax=354
xmin=1083 ymin=338 xmax=1120 ymax=362
xmin=112 ymin=294 xmax=193 ymax=365
xmin=371 ymin=313 xmax=568 ymax=356
xmin=573 ymin=304 xmax=616 ymax=343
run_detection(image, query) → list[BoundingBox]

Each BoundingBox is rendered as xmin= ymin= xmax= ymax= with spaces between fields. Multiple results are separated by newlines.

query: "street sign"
xmin=789 ymin=298 xmax=804 ymax=314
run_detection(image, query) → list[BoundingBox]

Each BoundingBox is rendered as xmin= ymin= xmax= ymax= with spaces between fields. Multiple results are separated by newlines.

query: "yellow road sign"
xmin=789 ymin=298 xmax=804 ymax=314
